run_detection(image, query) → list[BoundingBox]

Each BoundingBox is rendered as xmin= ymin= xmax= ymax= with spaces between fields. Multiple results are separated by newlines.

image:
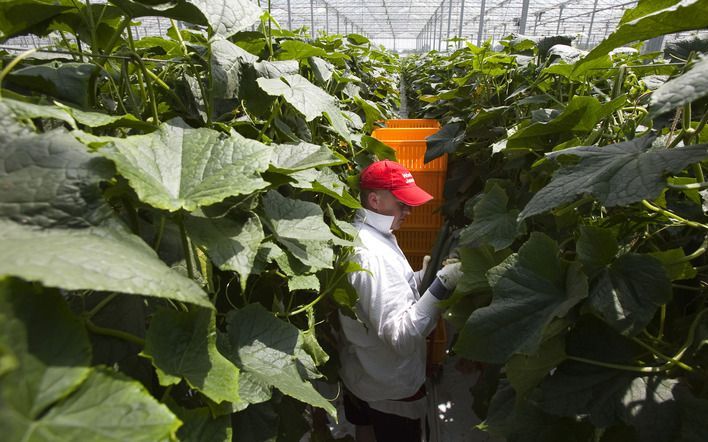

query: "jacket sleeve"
xmin=349 ymin=253 xmax=441 ymax=356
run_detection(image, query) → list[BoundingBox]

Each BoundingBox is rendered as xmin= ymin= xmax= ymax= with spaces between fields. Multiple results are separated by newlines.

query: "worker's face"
xmin=367 ymin=190 xmax=412 ymax=230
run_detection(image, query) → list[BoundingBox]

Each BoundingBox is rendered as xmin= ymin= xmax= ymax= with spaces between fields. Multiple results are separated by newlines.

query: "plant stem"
xmin=85 ymin=292 xmax=120 ymax=319
xmin=153 ymin=215 xmax=166 ymax=250
xmin=566 ymin=355 xmax=664 ymax=373
xmin=0 ymin=48 xmax=38 ymax=98
xmin=631 ymin=335 xmax=693 ymax=372
xmin=641 ymin=200 xmax=708 ymax=230
xmin=85 ymin=320 xmax=145 ymax=346
xmin=177 ymin=215 xmax=196 ymax=281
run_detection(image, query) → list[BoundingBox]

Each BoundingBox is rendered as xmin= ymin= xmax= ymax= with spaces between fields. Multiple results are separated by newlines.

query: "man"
xmin=338 ymin=160 xmax=463 ymax=441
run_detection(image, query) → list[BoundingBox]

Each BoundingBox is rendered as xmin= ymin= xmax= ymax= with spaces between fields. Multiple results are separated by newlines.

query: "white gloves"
xmin=436 ymin=261 xmax=463 ymax=290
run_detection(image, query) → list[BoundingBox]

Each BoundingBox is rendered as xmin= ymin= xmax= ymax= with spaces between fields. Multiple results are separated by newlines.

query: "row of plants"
xmin=0 ymin=0 xmax=401 ymax=440
xmin=403 ymin=0 xmax=708 ymax=440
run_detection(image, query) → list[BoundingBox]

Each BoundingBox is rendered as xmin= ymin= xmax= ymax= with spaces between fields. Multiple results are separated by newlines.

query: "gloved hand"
xmin=414 ymin=255 xmax=431 ymax=288
xmin=436 ymin=261 xmax=463 ymax=290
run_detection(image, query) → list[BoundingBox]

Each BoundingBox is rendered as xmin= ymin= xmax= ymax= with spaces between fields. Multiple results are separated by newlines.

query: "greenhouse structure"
xmin=1 ymin=0 xmax=708 ymax=441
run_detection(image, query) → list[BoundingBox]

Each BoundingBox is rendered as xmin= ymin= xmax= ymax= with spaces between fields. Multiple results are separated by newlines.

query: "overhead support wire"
xmin=477 ymin=0 xmax=486 ymax=46
xmin=457 ymin=0 xmax=465 ymax=48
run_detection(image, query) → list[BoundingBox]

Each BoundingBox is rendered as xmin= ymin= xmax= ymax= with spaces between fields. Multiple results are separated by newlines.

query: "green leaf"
xmin=3 ymin=368 xmax=181 ymax=441
xmin=288 ymin=274 xmax=320 ymax=291
xmin=454 ymin=233 xmax=588 ymax=363
xmin=210 ymin=36 xmax=258 ymax=101
xmin=507 ymin=96 xmax=626 ymax=150
xmin=232 ymin=400 xmax=279 ymax=442
xmin=7 ymin=62 xmax=100 ymax=109
xmin=0 ymin=0 xmax=73 ymax=40
xmin=186 ymin=212 xmax=263 ymax=290
xmin=290 ymin=168 xmax=361 ymax=209
xmin=261 ymin=190 xmax=337 ymax=268
xmin=101 ymin=119 xmax=270 ymax=211
xmin=649 ymin=56 xmax=708 ymax=117
xmin=647 ymin=248 xmax=698 ymax=281
xmin=540 ymin=363 xmax=680 ymax=442
xmin=269 ymin=141 xmax=345 ymax=172
xmin=589 ymin=253 xmax=672 ymax=336
xmin=187 ymin=0 xmax=261 ymax=37
xmin=262 ymin=191 xmax=336 ymax=242
xmin=455 ymin=245 xmax=511 ymax=294
xmin=458 ymin=185 xmax=526 ymax=251
xmin=256 ymin=74 xmax=352 ymax=142
xmin=224 ymin=304 xmax=336 ymax=417
xmin=0 ymin=97 xmax=77 ymax=129
xmin=0 ymin=279 xmax=91 ymax=418
xmin=574 ymin=0 xmax=708 ymax=71
xmin=361 ymin=135 xmax=397 ymax=161
xmin=174 ymin=406 xmax=232 ymax=442
xmin=519 ymin=136 xmax=708 ymax=220
xmin=576 ymin=226 xmax=618 ymax=276
xmin=0 ymin=220 xmax=211 ymax=307
xmin=506 ymin=326 xmax=566 ymax=399
xmin=276 ymin=40 xmax=328 ymax=60
xmin=310 ymin=56 xmax=334 ymax=84
xmin=0 ymin=130 xmax=115 ymax=228
xmin=142 ymin=308 xmax=239 ymax=404
xmin=424 ymin=122 xmax=465 ymax=163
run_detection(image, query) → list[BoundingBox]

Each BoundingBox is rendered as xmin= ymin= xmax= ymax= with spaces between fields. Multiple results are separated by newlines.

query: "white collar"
xmin=356 ymin=208 xmax=394 ymax=235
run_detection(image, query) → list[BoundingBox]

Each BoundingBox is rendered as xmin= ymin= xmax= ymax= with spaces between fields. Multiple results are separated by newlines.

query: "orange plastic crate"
xmin=382 ymin=140 xmax=447 ymax=172
xmin=371 ymin=127 xmax=441 ymax=141
xmin=401 ymin=171 xmax=446 ymax=229
xmin=385 ymin=119 xmax=441 ymax=129
xmin=396 ymin=228 xmax=440 ymax=269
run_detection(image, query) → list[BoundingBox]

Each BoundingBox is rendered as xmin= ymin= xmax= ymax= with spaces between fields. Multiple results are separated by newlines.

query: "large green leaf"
xmin=101 ymin=119 xmax=270 ymax=211
xmin=458 ymin=185 xmax=526 ymax=251
xmin=261 ymin=190 xmax=337 ymax=269
xmin=507 ymin=96 xmax=626 ymax=150
xmin=540 ymin=363 xmax=680 ymax=442
xmin=142 ymin=308 xmax=239 ymax=404
xmin=519 ymin=136 xmax=708 ymax=220
xmin=647 ymin=248 xmax=698 ymax=281
xmin=7 ymin=62 xmax=100 ymax=108
xmin=0 ymin=279 xmax=91 ymax=419
xmin=0 ymin=220 xmax=211 ymax=307
xmin=4 ymin=368 xmax=181 ymax=441
xmin=424 ymin=122 xmax=465 ymax=163
xmin=224 ymin=304 xmax=336 ymax=417
xmin=506 ymin=327 xmax=566 ymax=399
xmin=576 ymin=226 xmax=618 ymax=277
xmin=0 ymin=0 xmax=73 ymax=40
xmin=0 ymin=98 xmax=77 ymax=129
xmin=455 ymin=245 xmax=511 ymax=295
xmin=289 ymin=168 xmax=361 ymax=209
xmin=589 ymin=254 xmax=672 ymax=336
xmin=210 ymin=36 xmax=258 ymax=100
xmin=0 ymin=130 xmax=114 ymax=228
xmin=269 ymin=141 xmax=345 ymax=172
xmin=107 ymin=0 xmax=260 ymax=38
xmin=276 ymin=40 xmax=328 ymax=60
xmin=187 ymin=0 xmax=261 ymax=37
xmin=185 ymin=212 xmax=264 ymax=289
xmin=574 ymin=0 xmax=708 ymax=71
xmin=256 ymin=74 xmax=352 ymax=142
xmin=649 ymin=56 xmax=708 ymax=117
xmin=174 ymin=406 xmax=232 ymax=442
xmin=454 ymin=233 xmax=588 ymax=363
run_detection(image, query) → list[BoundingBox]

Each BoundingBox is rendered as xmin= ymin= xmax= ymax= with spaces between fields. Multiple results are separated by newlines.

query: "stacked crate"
xmin=371 ymin=119 xmax=446 ymax=270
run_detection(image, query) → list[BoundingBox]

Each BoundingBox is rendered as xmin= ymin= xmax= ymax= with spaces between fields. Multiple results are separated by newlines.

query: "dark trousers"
xmin=343 ymin=388 xmax=426 ymax=441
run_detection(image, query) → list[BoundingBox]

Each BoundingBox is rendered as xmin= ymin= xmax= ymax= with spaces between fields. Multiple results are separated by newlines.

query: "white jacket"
xmin=338 ymin=209 xmax=442 ymax=417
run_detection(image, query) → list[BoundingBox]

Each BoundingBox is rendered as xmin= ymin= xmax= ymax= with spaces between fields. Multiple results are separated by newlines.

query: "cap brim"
xmin=391 ymin=186 xmax=434 ymax=207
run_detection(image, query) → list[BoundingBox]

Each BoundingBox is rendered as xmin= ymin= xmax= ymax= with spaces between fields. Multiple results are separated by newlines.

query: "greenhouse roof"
xmin=269 ymin=0 xmax=641 ymax=50
xmin=3 ymin=0 xmax=707 ymax=52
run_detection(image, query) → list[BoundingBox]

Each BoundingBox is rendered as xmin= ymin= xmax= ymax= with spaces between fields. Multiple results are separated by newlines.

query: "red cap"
xmin=360 ymin=160 xmax=434 ymax=207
